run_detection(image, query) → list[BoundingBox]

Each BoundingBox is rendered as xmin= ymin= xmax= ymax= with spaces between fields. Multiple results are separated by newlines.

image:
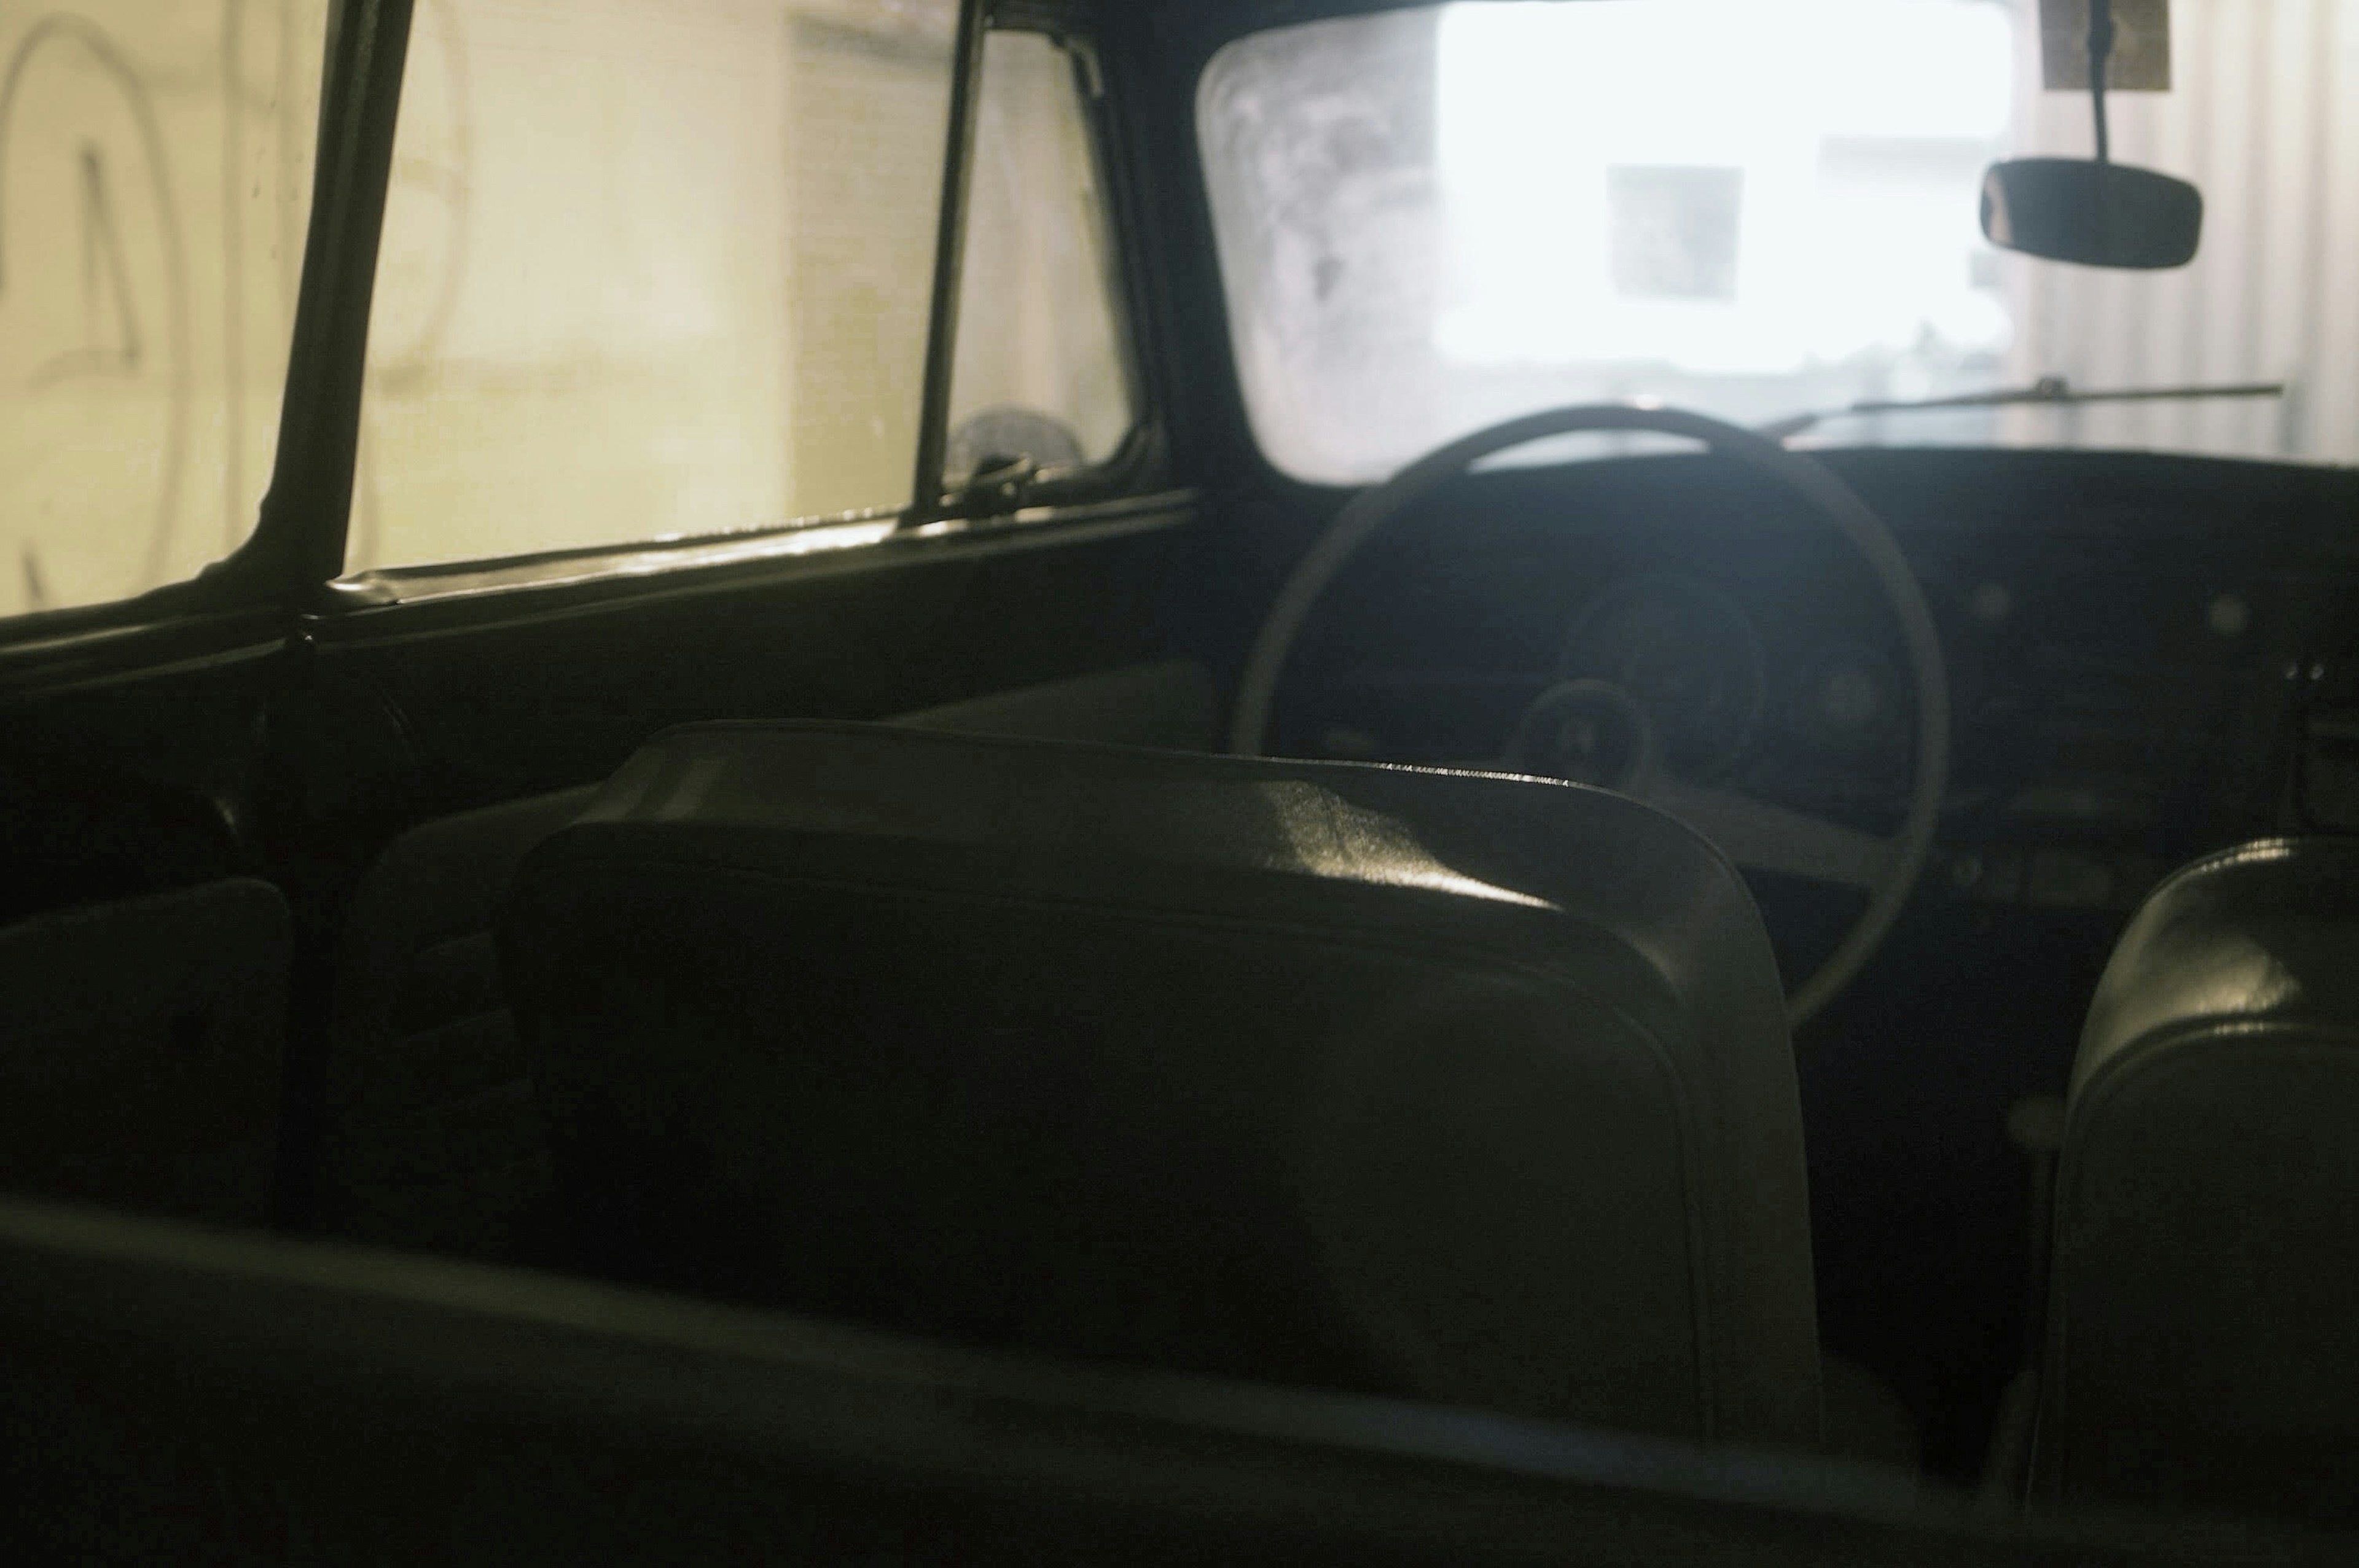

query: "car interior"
xmin=3 ymin=0 xmax=2358 ymax=1559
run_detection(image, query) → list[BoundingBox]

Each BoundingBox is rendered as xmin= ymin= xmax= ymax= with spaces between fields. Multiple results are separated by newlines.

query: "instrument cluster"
xmin=1558 ymin=572 xmax=1912 ymax=790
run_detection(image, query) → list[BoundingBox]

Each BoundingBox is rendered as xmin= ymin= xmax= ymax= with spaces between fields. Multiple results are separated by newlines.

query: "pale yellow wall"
xmin=349 ymin=0 xmax=958 ymax=571
xmin=778 ymin=9 xmax=956 ymax=525
xmin=0 ymin=0 xmax=1049 ymax=602
xmin=1999 ymin=0 xmax=2359 ymax=459
xmin=951 ymin=31 xmax=1133 ymax=467
xmin=0 ymin=0 xmax=326 ymax=617
xmin=1 ymin=1 xmax=1130 ymax=607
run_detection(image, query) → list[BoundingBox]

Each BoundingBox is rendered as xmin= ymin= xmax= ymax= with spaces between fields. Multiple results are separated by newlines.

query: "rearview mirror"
xmin=1980 ymin=157 xmax=2202 ymax=270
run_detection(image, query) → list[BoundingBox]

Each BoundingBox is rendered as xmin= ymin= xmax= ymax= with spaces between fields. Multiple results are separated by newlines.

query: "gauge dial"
xmin=1559 ymin=574 xmax=1766 ymax=779
xmin=1792 ymin=642 xmax=1904 ymax=756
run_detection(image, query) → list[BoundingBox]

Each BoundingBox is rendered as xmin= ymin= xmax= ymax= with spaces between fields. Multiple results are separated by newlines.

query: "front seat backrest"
xmin=501 ymin=722 xmax=1820 ymax=1446
xmin=2041 ymin=838 xmax=2359 ymax=1523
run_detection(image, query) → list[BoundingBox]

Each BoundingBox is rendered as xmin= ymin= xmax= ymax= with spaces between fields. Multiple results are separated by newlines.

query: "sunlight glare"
xmin=1436 ymin=0 xmax=2014 ymax=375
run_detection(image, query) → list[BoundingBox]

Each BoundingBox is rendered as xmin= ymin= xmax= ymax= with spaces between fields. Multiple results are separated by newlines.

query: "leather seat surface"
xmin=502 ymin=721 xmax=1821 ymax=1445
xmin=0 ymin=1195 xmax=2096 ymax=1568
xmin=2043 ymin=838 xmax=2359 ymax=1523
xmin=315 ymin=663 xmax=1213 ymax=1259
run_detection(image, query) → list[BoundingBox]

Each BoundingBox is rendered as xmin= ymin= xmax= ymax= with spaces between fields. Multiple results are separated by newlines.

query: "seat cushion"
xmin=502 ymin=722 xmax=1820 ymax=1445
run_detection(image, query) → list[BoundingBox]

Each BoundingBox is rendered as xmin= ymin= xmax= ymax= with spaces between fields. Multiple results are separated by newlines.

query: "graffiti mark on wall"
xmin=0 ymin=3 xmax=331 ymax=613
xmin=0 ymin=13 xmax=191 ymax=606
xmin=29 ymin=145 xmax=146 ymax=386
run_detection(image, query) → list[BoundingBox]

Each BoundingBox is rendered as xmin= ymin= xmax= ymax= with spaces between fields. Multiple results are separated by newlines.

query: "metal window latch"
xmin=949 ymin=453 xmax=1041 ymax=517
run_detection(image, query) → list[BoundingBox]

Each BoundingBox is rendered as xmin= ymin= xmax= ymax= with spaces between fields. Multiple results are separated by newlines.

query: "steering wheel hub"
xmin=1507 ymin=679 xmax=1659 ymax=792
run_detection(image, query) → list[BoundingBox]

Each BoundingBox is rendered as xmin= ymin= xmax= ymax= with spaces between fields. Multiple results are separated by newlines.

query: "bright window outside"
xmin=346 ymin=0 xmax=958 ymax=573
xmin=1199 ymin=0 xmax=2359 ymax=484
xmin=0 ymin=1 xmax=329 ymax=618
xmin=946 ymin=31 xmax=1135 ymax=485
xmin=347 ymin=6 xmax=1136 ymax=575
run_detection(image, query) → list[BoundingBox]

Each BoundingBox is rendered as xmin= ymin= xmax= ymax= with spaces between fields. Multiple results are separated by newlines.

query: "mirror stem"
xmin=2087 ymin=0 xmax=2114 ymax=163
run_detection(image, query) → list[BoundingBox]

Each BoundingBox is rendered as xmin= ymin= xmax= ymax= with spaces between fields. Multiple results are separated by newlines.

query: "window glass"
xmin=346 ymin=0 xmax=958 ymax=574
xmin=945 ymin=30 xmax=1134 ymax=486
xmin=1199 ymin=0 xmax=2359 ymax=483
xmin=0 ymin=1 xmax=329 ymax=618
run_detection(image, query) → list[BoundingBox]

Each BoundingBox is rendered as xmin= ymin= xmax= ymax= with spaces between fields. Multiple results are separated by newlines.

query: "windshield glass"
xmin=1198 ymin=0 xmax=2359 ymax=482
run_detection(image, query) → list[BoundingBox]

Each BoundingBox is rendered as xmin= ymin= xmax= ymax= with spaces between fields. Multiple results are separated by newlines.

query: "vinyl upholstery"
xmin=317 ymin=787 xmax=596 ymax=1257
xmin=314 ymin=661 xmax=1216 ymax=1260
xmin=501 ymin=721 xmax=1823 ymax=1446
xmin=2041 ymin=838 xmax=2359 ymax=1523
xmin=0 ymin=879 xmax=288 ymax=1223
xmin=0 ymin=1195 xmax=2148 ymax=1568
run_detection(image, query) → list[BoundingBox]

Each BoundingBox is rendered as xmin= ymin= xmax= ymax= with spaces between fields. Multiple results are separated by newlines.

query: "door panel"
xmin=0 ymin=624 xmax=297 ymax=1222
xmin=0 ymin=631 xmax=282 ymax=922
xmin=294 ymin=503 xmax=1203 ymax=838
xmin=899 ymin=658 xmax=1215 ymax=749
xmin=0 ymin=878 xmax=288 ymax=1224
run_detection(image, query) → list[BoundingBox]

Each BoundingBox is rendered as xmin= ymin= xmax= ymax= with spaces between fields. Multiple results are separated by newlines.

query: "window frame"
xmin=0 ymin=0 xmax=383 ymax=663
xmin=329 ymin=0 xmax=1169 ymax=603
xmin=913 ymin=21 xmax=1157 ymax=530
xmin=0 ymin=0 xmax=1172 ymax=647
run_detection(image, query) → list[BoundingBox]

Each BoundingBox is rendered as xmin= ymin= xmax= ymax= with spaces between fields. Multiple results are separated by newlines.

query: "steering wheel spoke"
xmin=1640 ymin=778 xmax=1895 ymax=891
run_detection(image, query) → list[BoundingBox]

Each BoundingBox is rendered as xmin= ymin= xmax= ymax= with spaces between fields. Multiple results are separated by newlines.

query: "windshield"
xmin=1197 ymin=0 xmax=2359 ymax=482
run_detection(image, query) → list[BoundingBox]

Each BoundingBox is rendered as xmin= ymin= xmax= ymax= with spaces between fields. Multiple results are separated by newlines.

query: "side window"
xmin=0 ymin=2 xmax=329 ymax=619
xmin=346 ymin=0 xmax=960 ymax=574
xmin=345 ymin=9 xmax=1140 ymax=577
xmin=945 ymin=31 xmax=1136 ymax=485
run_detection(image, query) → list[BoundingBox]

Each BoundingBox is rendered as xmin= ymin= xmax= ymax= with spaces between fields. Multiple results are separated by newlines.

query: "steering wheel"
xmin=1229 ymin=404 xmax=1949 ymax=1026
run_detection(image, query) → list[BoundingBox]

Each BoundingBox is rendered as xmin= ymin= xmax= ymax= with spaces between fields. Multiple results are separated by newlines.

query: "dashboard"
xmin=1270 ymin=448 xmax=2359 ymax=917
